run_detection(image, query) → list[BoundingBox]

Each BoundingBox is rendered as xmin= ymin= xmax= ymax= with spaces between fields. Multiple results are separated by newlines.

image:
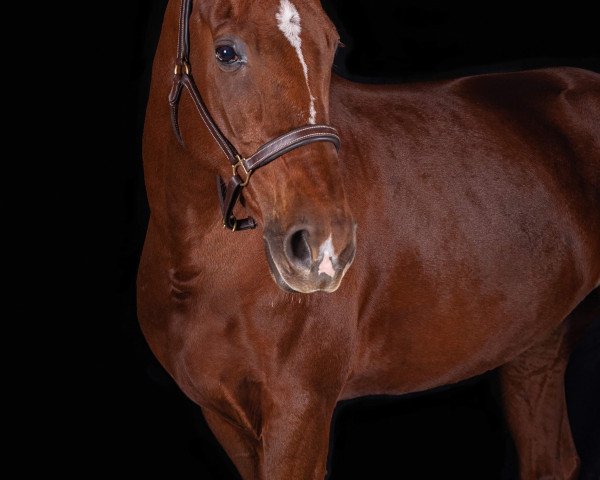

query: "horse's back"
xmin=454 ymin=67 xmax=600 ymax=200
xmin=333 ymin=67 xmax=600 ymax=187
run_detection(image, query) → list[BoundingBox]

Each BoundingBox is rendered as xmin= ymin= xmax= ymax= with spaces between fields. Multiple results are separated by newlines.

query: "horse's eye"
xmin=215 ymin=45 xmax=239 ymax=64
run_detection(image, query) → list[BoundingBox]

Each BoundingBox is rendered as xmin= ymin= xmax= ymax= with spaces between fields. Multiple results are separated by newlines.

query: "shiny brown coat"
xmin=139 ymin=1 xmax=600 ymax=478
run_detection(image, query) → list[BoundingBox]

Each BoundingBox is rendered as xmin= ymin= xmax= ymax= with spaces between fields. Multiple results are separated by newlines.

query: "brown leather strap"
xmin=243 ymin=125 xmax=340 ymax=171
xmin=182 ymin=75 xmax=239 ymax=161
xmin=169 ymin=0 xmax=342 ymax=232
xmin=176 ymin=0 xmax=191 ymax=63
xmin=170 ymin=0 xmax=238 ymax=162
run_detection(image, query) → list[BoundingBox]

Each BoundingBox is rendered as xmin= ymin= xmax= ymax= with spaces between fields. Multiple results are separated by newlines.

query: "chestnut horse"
xmin=138 ymin=0 xmax=600 ymax=478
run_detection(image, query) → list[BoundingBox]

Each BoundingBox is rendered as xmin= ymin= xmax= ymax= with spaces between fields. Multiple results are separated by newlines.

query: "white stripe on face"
xmin=275 ymin=0 xmax=317 ymax=124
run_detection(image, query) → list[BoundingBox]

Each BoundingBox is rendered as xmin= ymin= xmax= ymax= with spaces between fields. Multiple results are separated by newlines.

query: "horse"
xmin=138 ymin=0 xmax=600 ymax=478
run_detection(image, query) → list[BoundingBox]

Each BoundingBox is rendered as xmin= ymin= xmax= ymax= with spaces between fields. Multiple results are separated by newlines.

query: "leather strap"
xmin=242 ymin=125 xmax=340 ymax=171
xmin=169 ymin=0 xmax=342 ymax=231
xmin=176 ymin=0 xmax=191 ymax=63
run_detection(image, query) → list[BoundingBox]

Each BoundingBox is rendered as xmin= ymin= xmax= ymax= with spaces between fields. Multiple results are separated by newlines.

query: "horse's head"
xmin=193 ymin=0 xmax=356 ymax=293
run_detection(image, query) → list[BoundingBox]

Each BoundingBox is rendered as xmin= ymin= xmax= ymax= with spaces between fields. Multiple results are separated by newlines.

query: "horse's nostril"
xmin=288 ymin=229 xmax=312 ymax=266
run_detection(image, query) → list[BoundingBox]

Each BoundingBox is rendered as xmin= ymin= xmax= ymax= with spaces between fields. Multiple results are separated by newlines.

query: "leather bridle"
xmin=168 ymin=0 xmax=342 ymax=231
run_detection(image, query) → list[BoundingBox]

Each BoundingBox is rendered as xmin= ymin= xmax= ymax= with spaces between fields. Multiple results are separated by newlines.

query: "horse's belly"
xmin=339 ymin=247 xmax=590 ymax=399
xmin=340 ymin=314 xmax=542 ymax=399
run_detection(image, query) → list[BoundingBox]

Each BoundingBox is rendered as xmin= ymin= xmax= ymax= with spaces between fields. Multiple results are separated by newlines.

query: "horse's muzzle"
xmin=264 ymin=220 xmax=356 ymax=293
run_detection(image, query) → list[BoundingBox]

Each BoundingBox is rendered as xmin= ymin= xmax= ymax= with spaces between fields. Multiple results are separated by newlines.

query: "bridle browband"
xmin=168 ymin=0 xmax=341 ymax=231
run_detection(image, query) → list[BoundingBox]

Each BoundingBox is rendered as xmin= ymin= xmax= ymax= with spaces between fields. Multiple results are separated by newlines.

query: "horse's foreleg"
xmin=499 ymin=290 xmax=598 ymax=479
xmin=261 ymin=393 xmax=335 ymax=480
xmin=202 ymin=407 xmax=261 ymax=479
xmin=203 ymin=393 xmax=335 ymax=479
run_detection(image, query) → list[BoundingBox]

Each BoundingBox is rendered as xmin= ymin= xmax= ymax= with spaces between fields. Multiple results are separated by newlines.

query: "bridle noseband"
xmin=168 ymin=0 xmax=341 ymax=231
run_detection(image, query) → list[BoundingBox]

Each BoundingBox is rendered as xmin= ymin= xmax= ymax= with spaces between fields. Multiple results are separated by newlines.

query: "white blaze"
xmin=276 ymin=0 xmax=317 ymax=124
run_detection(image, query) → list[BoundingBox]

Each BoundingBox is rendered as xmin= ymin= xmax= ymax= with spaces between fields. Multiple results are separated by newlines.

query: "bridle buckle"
xmin=174 ymin=61 xmax=190 ymax=75
xmin=232 ymin=155 xmax=252 ymax=187
xmin=223 ymin=217 xmax=238 ymax=232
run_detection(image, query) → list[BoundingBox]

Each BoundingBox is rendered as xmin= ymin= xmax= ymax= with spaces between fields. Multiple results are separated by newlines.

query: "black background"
xmin=83 ymin=1 xmax=600 ymax=478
